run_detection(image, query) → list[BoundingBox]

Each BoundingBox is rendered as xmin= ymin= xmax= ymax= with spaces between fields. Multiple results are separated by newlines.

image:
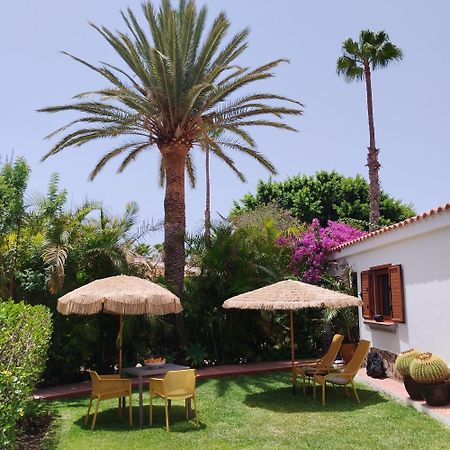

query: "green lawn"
xmin=48 ymin=373 xmax=450 ymax=449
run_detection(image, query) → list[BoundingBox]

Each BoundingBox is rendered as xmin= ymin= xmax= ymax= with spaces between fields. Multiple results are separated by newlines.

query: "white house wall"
xmin=331 ymin=210 xmax=450 ymax=363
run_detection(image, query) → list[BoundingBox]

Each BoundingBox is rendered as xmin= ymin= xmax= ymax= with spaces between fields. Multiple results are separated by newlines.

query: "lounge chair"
xmin=293 ymin=334 xmax=344 ymax=394
xmin=313 ymin=339 xmax=371 ymax=405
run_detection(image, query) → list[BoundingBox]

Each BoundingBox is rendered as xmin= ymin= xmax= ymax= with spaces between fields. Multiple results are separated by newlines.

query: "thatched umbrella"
xmin=222 ymin=279 xmax=362 ymax=390
xmin=57 ymin=275 xmax=182 ymax=374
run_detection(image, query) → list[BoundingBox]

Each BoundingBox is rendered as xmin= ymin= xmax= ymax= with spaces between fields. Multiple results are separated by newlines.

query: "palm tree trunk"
xmin=204 ymin=147 xmax=211 ymax=245
xmin=363 ymin=61 xmax=381 ymax=229
xmin=161 ymin=143 xmax=188 ymax=297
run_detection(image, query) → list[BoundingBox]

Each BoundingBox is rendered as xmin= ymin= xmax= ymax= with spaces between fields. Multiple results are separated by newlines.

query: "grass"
xmin=48 ymin=373 xmax=450 ymax=449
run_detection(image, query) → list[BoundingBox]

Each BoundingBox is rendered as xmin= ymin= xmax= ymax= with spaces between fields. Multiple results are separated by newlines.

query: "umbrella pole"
xmin=290 ymin=310 xmax=296 ymax=395
xmin=118 ymin=314 xmax=125 ymax=412
xmin=118 ymin=314 xmax=123 ymax=377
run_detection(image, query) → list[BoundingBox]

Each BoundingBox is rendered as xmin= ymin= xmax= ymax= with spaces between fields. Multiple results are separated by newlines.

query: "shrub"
xmin=0 ymin=300 xmax=52 ymax=448
xmin=278 ymin=219 xmax=366 ymax=283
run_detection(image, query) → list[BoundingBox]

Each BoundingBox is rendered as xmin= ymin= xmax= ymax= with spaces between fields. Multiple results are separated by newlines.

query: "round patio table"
xmin=122 ymin=363 xmax=190 ymax=427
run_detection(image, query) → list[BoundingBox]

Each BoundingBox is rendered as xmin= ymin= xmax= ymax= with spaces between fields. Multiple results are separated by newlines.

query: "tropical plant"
xmin=0 ymin=158 xmax=30 ymax=298
xmin=232 ymin=171 xmax=414 ymax=228
xmin=409 ymin=352 xmax=449 ymax=406
xmin=394 ymin=349 xmax=421 ymax=378
xmin=183 ymin=220 xmax=295 ymax=363
xmin=30 ymin=174 xmax=97 ymax=293
xmin=39 ymin=0 xmax=302 ymax=296
xmin=337 ymin=30 xmax=403 ymax=228
xmin=410 ymin=353 xmax=449 ymax=385
xmin=323 ymin=307 xmax=359 ymax=344
xmin=185 ymin=342 xmax=208 ymax=367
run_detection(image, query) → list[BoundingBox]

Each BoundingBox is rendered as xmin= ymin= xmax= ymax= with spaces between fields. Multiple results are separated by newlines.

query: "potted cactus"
xmin=410 ymin=352 xmax=450 ymax=406
xmin=394 ymin=349 xmax=422 ymax=400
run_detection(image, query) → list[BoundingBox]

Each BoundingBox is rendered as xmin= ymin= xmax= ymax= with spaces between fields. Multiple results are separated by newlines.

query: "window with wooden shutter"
xmin=389 ymin=264 xmax=405 ymax=322
xmin=360 ymin=270 xmax=372 ymax=319
xmin=360 ymin=264 xmax=406 ymax=323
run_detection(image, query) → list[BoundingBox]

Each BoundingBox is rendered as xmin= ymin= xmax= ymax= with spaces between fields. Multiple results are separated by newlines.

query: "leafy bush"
xmin=229 ymin=203 xmax=304 ymax=234
xmin=232 ymin=171 xmax=415 ymax=228
xmin=0 ymin=301 xmax=52 ymax=448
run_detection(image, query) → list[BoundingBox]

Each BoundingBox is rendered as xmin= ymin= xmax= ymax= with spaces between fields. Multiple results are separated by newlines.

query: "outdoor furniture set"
xmin=293 ymin=335 xmax=371 ymax=405
xmin=85 ymin=365 xmax=199 ymax=432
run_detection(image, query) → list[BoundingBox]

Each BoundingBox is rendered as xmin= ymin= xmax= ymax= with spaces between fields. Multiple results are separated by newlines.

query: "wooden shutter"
xmin=389 ymin=264 xmax=405 ymax=322
xmin=360 ymin=270 xmax=373 ymax=319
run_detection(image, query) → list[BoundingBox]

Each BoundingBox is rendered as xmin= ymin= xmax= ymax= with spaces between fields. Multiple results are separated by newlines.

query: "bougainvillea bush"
xmin=278 ymin=219 xmax=366 ymax=283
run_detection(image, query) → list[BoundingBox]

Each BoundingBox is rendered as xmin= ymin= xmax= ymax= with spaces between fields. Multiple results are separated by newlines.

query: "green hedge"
xmin=0 ymin=300 xmax=52 ymax=449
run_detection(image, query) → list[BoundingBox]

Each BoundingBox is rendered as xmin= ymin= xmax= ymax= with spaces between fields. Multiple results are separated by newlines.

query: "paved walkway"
xmin=355 ymin=369 xmax=450 ymax=428
xmin=34 ymin=361 xmax=450 ymax=428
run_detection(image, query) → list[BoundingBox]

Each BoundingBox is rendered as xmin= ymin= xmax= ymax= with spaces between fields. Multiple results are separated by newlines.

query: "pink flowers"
xmin=279 ymin=219 xmax=366 ymax=283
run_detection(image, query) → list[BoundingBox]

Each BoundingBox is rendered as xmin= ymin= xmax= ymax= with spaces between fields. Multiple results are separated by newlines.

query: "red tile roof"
xmin=332 ymin=202 xmax=450 ymax=252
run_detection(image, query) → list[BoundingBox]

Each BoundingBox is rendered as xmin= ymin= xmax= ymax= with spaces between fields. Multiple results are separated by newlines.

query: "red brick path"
xmin=34 ymin=360 xmax=307 ymax=401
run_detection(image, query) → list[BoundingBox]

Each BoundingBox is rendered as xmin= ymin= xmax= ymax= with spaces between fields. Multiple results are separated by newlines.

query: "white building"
xmin=330 ymin=203 xmax=450 ymax=366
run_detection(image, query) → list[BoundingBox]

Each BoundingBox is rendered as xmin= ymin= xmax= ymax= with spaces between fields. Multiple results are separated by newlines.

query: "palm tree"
xmin=204 ymin=144 xmax=211 ymax=244
xmin=337 ymin=30 xmax=402 ymax=228
xmin=39 ymin=0 xmax=302 ymax=296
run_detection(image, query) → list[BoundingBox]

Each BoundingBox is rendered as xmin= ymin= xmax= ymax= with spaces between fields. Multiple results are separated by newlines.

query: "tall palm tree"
xmin=204 ymin=144 xmax=211 ymax=244
xmin=39 ymin=0 xmax=302 ymax=296
xmin=202 ymin=128 xmax=224 ymax=245
xmin=337 ymin=30 xmax=402 ymax=228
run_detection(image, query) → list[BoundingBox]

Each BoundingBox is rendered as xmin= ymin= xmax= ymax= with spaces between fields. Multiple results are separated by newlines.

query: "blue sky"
xmin=2 ymin=1 xmax=450 ymax=242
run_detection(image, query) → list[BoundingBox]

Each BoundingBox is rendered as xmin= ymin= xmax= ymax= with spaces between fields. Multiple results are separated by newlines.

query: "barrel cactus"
xmin=410 ymin=353 xmax=449 ymax=384
xmin=394 ymin=349 xmax=421 ymax=378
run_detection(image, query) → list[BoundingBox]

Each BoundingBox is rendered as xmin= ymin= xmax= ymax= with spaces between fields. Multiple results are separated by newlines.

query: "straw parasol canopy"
xmin=57 ymin=275 xmax=182 ymax=316
xmin=222 ymin=279 xmax=361 ymax=311
xmin=57 ymin=275 xmax=182 ymax=374
xmin=223 ymin=279 xmax=362 ymax=392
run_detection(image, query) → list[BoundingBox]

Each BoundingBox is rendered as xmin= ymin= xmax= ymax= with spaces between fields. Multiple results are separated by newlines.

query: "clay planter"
xmin=339 ymin=343 xmax=357 ymax=364
xmin=419 ymin=381 xmax=449 ymax=407
xmin=403 ymin=376 xmax=423 ymax=400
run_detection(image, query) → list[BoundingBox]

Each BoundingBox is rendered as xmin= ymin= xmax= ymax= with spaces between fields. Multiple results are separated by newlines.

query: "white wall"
xmin=331 ymin=210 xmax=450 ymax=363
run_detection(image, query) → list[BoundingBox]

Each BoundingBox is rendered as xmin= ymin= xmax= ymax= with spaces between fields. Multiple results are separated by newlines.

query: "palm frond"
xmin=337 ymin=30 xmax=403 ymax=80
xmin=205 ymin=140 xmax=246 ymax=182
xmin=185 ymin=152 xmax=196 ymax=188
xmin=117 ymin=142 xmax=151 ymax=173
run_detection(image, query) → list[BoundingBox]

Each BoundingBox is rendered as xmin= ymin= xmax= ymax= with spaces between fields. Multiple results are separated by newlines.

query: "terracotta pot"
xmin=339 ymin=343 xmax=357 ymax=364
xmin=403 ymin=376 xmax=423 ymax=400
xmin=419 ymin=382 xmax=449 ymax=407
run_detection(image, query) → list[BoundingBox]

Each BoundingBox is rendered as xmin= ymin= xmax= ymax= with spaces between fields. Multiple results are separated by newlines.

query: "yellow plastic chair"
xmin=293 ymin=334 xmax=344 ymax=394
xmin=313 ymin=339 xmax=371 ymax=405
xmin=85 ymin=369 xmax=132 ymax=430
xmin=149 ymin=369 xmax=199 ymax=432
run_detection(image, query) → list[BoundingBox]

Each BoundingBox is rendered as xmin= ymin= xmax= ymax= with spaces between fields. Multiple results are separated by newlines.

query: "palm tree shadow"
xmin=210 ymin=374 xmax=286 ymax=397
xmin=244 ymin=385 xmax=388 ymax=413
